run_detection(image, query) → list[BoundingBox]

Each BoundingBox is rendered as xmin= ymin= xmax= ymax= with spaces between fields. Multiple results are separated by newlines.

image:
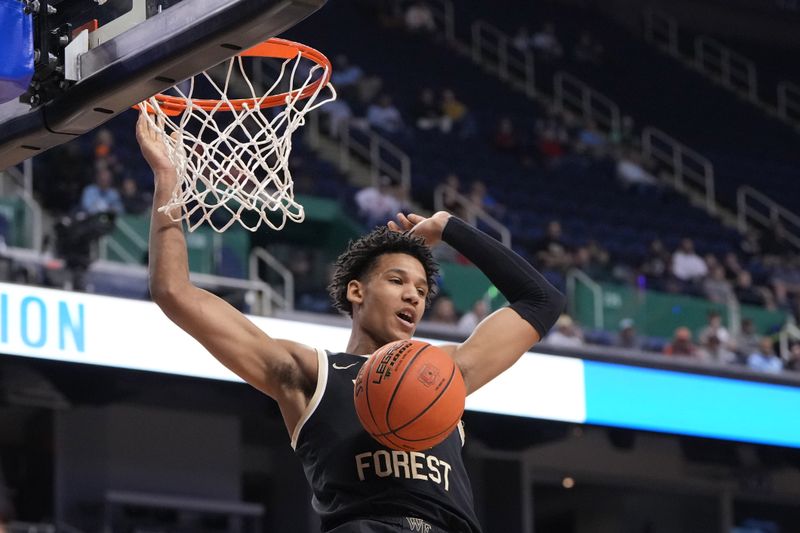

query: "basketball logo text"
xmin=372 ymin=341 xmax=412 ymax=385
xmin=355 ymin=449 xmax=453 ymax=491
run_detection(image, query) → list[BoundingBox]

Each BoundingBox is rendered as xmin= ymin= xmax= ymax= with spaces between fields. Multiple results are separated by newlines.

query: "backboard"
xmin=0 ymin=0 xmax=327 ymax=170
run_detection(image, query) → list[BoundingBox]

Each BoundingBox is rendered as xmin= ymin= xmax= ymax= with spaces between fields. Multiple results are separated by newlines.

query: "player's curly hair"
xmin=328 ymin=226 xmax=439 ymax=316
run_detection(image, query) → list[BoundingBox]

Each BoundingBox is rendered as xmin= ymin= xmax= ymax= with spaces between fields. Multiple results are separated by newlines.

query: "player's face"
xmin=354 ymin=253 xmax=429 ymax=343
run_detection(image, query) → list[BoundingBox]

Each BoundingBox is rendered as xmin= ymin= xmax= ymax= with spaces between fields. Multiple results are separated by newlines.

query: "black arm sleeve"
xmin=441 ymin=216 xmax=565 ymax=337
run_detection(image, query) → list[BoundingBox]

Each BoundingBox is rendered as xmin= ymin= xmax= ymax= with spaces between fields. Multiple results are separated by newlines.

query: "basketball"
xmin=353 ymin=340 xmax=466 ymax=452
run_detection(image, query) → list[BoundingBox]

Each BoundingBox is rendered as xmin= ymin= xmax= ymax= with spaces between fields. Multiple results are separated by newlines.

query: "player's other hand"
xmin=388 ymin=211 xmax=451 ymax=247
xmin=135 ymin=113 xmax=176 ymax=177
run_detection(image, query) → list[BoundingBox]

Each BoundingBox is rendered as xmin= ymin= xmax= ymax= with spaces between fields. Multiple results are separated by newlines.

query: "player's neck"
xmin=345 ymin=334 xmax=377 ymax=356
xmin=345 ymin=327 xmax=387 ymax=356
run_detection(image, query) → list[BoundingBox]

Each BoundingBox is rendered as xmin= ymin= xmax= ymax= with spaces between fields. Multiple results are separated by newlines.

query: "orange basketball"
xmin=353 ymin=339 xmax=466 ymax=451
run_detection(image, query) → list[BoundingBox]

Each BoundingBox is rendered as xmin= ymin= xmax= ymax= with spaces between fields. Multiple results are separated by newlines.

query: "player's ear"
xmin=346 ymin=280 xmax=364 ymax=306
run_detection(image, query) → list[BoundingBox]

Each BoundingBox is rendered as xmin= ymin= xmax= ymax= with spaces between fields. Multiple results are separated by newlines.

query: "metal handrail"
xmin=471 ymin=20 xmax=536 ymax=97
xmin=0 ymin=247 xmax=276 ymax=315
xmin=641 ymin=127 xmax=716 ymax=214
xmin=553 ymin=71 xmax=621 ymax=135
xmin=433 ymin=184 xmax=511 ymax=248
xmin=643 ymin=8 xmax=799 ymax=129
xmin=566 ymin=269 xmax=604 ymax=330
xmin=643 ymin=8 xmax=679 ymax=58
xmin=778 ymin=320 xmax=800 ymax=363
xmin=737 ymin=186 xmax=800 ymax=251
xmin=777 ymin=81 xmax=800 ymax=124
xmin=339 ymin=121 xmax=411 ymax=192
xmin=426 ymin=0 xmax=456 ymax=43
xmin=694 ymin=36 xmax=758 ymax=102
xmin=248 ymin=246 xmax=295 ymax=311
xmin=3 ymin=161 xmax=44 ymax=251
xmin=99 ymin=214 xmax=150 ymax=263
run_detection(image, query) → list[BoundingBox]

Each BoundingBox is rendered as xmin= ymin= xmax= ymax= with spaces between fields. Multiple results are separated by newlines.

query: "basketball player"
xmin=136 ymin=114 xmax=564 ymax=532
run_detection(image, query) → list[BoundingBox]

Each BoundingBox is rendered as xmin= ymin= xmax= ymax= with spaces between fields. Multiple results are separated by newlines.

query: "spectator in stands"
xmin=703 ymin=264 xmax=735 ymax=304
xmin=698 ymin=333 xmax=738 ymax=365
xmin=533 ymin=220 xmax=572 ymax=273
xmin=698 ymin=310 xmax=732 ymax=349
xmin=80 ymin=165 xmax=123 ymax=215
xmin=616 ymin=151 xmax=659 ymax=191
xmin=723 ymin=252 xmax=745 ymax=280
xmin=427 ymin=295 xmax=458 ymax=325
xmin=738 ymin=229 xmax=762 ymax=261
xmin=512 ymin=26 xmax=532 ymax=52
xmin=320 ymin=98 xmax=353 ymax=138
xmin=440 ymin=89 xmax=476 ymax=139
xmin=535 ymin=120 xmax=567 ymax=167
xmin=93 ymin=127 xmax=125 ymax=179
xmin=468 ymin=181 xmax=504 ymax=220
xmin=770 ymin=256 xmax=800 ymax=309
xmin=366 ymin=95 xmax=405 ymax=136
xmin=663 ymin=327 xmax=699 ymax=358
xmin=747 ymin=338 xmax=783 ymax=373
xmin=610 ymin=115 xmax=637 ymax=147
xmin=671 ymin=238 xmax=708 ymax=284
xmin=573 ymin=31 xmax=604 ymax=65
xmin=573 ymin=244 xmax=610 ymax=281
xmin=120 ymin=177 xmax=151 ymax=215
xmin=413 ymin=88 xmax=451 ymax=132
xmin=331 ymin=55 xmax=381 ymax=103
xmin=640 ymin=239 xmax=671 ymax=289
xmin=787 ymin=343 xmax=800 ymax=372
xmin=404 ymin=1 xmax=436 ymax=33
xmin=531 ymin=22 xmax=563 ymax=61
xmin=457 ymin=298 xmax=489 ymax=334
xmin=733 ymin=318 xmax=761 ymax=358
xmin=545 ymin=314 xmax=584 ymax=348
xmin=440 ymin=173 xmax=466 ymax=218
xmin=615 ymin=318 xmax=642 ymax=350
xmin=734 ymin=270 xmax=773 ymax=309
xmin=354 ymin=176 xmax=407 ymax=229
xmin=492 ymin=117 xmax=521 ymax=155
xmin=576 ymin=120 xmax=607 ymax=155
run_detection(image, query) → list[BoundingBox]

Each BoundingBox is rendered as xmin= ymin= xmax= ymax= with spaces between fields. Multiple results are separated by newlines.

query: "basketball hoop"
xmin=139 ymin=38 xmax=336 ymax=232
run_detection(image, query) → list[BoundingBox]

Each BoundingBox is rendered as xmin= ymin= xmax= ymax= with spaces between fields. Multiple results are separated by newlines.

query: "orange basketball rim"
xmin=143 ymin=37 xmax=332 ymax=116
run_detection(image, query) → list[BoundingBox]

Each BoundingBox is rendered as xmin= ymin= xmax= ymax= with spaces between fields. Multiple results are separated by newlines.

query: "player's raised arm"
xmin=136 ymin=114 xmax=317 ymax=431
xmin=389 ymin=212 xmax=565 ymax=395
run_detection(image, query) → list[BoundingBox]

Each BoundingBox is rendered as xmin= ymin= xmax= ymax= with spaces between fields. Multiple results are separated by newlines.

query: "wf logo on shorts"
xmin=405 ymin=517 xmax=432 ymax=533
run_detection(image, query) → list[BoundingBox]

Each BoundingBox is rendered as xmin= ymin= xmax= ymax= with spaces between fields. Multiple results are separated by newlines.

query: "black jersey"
xmin=292 ymin=349 xmax=483 ymax=533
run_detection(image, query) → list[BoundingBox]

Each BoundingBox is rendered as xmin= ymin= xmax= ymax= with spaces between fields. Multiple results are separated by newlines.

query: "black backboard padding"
xmin=0 ymin=0 xmax=327 ymax=170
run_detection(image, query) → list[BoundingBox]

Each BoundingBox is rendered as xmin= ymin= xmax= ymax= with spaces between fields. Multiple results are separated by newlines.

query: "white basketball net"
xmin=139 ymin=49 xmax=336 ymax=232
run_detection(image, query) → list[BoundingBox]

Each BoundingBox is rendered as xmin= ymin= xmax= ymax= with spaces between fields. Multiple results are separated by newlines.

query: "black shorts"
xmin=328 ymin=516 xmax=449 ymax=533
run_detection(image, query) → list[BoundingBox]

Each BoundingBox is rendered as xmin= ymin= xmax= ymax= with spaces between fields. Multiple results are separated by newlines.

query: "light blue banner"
xmin=584 ymin=360 xmax=800 ymax=448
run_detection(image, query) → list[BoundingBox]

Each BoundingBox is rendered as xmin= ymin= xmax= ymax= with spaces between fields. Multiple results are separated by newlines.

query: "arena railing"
xmin=736 ymin=186 xmax=800 ymax=251
xmin=643 ymin=8 xmax=679 ymax=59
xmin=471 ymin=20 xmax=536 ymax=98
xmin=694 ymin=36 xmax=758 ymax=104
xmin=643 ymin=7 xmax=800 ymax=130
xmin=553 ymin=72 xmax=621 ymax=136
xmin=566 ymin=269 xmax=604 ymax=330
xmin=306 ymin=113 xmax=411 ymax=194
xmin=1 ymin=160 xmax=43 ymax=252
xmin=641 ymin=127 xmax=717 ymax=216
xmin=777 ymin=81 xmax=800 ymax=124
xmin=249 ymin=246 xmax=295 ymax=311
xmin=3 ymin=246 xmax=281 ymax=315
xmin=433 ymin=183 xmax=511 ymax=248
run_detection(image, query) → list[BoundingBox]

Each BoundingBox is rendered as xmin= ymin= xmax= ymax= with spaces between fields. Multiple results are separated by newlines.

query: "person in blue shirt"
xmin=80 ymin=165 xmax=123 ymax=215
